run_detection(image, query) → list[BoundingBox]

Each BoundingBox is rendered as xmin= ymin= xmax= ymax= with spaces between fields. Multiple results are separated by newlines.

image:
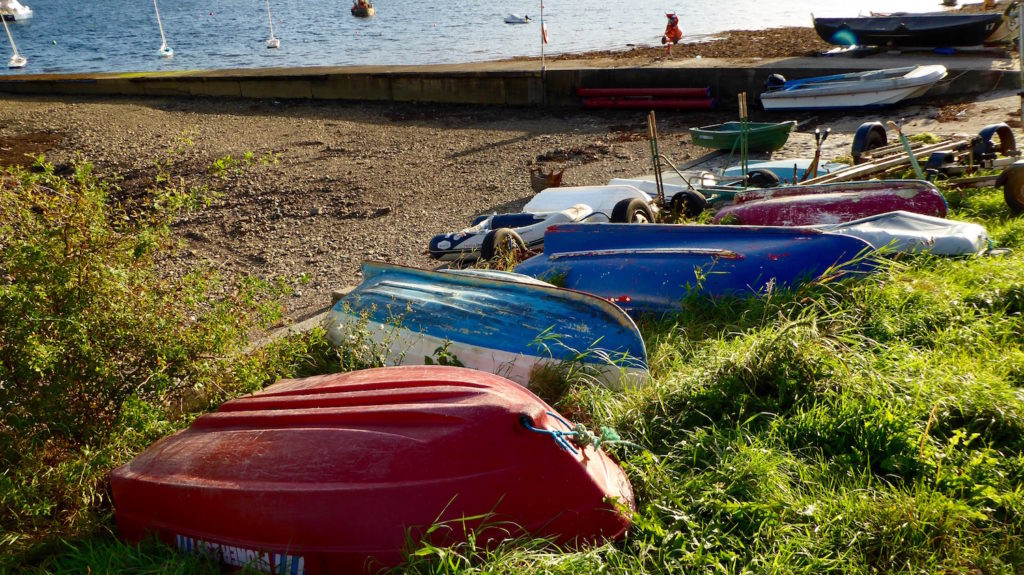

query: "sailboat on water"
xmin=153 ymin=0 xmax=173 ymax=57
xmin=1 ymin=9 xmax=24 ymax=68
xmin=0 ymin=0 xmax=32 ymax=22
xmin=265 ymin=0 xmax=279 ymax=48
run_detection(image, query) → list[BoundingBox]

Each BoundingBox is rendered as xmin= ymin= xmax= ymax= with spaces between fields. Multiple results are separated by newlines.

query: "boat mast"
xmin=267 ymin=0 xmax=275 ymax=38
xmin=153 ymin=0 xmax=172 ymax=56
xmin=265 ymin=0 xmax=280 ymax=47
xmin=1 ymin=11 xmax=24 ymax=68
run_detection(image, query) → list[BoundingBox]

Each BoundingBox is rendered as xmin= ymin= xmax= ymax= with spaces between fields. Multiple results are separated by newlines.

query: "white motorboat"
xmin=760 ymin=65 xmax=947 ymax=111
xmin=0 ymin=0 xmax=31 ymax=22
xmin=504 ymin=14 xmax=531 ymax=24
xmin=428 ymin=185 xmax=658 ymax=261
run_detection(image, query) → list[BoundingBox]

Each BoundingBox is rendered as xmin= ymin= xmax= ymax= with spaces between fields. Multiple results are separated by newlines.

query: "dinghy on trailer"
xmin=428 ymin=185 xmax=658 ymax=261
xmin=112 ymin=366 xmax=635 ymax=574
xmin=326 ymin=262 xmax=649 ymax=388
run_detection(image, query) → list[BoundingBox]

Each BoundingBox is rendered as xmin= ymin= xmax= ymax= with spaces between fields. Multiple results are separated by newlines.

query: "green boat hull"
xmin=689 ymin=121 xmax=796 ymax=152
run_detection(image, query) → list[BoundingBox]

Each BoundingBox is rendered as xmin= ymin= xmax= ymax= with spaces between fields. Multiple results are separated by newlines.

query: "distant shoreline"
xmin=497 ymin=27 xmax=832 ymax=66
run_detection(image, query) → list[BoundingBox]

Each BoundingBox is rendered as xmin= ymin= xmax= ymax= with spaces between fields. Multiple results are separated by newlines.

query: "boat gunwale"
xmin=690 ymin=120 xmax=797 ymax=136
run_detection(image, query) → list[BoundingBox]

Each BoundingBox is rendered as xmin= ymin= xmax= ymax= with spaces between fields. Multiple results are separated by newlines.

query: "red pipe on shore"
xmin=581 ymin=97 xmax=716 ymax=110
xmin=577 ymin=87 xmax=712 ymax=98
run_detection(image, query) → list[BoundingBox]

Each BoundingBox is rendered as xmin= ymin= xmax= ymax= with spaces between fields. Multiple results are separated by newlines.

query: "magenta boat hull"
xmin=712 ymin=180 xmax=948 ymax=226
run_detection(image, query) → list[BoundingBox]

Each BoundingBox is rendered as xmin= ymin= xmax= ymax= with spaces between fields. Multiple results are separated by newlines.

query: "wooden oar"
xmin=647 ymin=111 xmax=665 ymax=205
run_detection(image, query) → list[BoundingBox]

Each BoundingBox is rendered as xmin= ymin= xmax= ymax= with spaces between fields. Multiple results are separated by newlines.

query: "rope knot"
xmin=521 ymin=412 xmax=641 ymax=454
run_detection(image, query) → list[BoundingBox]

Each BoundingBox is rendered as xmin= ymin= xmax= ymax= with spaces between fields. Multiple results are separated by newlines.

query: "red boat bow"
xmin=112 ymin=366 xmax=634 ymax=574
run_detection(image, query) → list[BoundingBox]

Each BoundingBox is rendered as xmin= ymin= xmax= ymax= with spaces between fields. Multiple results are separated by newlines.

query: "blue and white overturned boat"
xmin=760 ymin=65 xmax=947 ymax=111
xmin=325 ymin=262 xmax=649 ymax=388
xmin=514 ymin=224 xmax=875 ymax=316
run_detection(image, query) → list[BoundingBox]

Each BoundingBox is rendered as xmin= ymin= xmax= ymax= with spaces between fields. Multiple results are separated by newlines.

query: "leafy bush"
xmin=0 ymin=161 xmax=329 ymax=559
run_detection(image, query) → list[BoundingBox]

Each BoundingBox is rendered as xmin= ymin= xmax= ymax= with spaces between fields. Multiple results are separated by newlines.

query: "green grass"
xmin=4 ymin=169 xmax=1024 ymax=573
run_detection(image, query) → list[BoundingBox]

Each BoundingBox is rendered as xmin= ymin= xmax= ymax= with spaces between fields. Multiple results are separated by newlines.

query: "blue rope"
xmin=520 ymin=413 xmax=580 ymax=454
xmin=520 ymin=412 xmax=641 ymax=454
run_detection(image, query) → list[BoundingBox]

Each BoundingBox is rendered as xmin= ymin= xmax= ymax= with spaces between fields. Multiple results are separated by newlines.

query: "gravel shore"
xmin=1 ymin=23 xmax=1020 ymax=322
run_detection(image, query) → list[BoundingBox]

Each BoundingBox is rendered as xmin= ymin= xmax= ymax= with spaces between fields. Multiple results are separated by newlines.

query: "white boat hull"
xmin=763 ymin=84 xmax=933 ymax=110
xmin=524 ymin=185 xmax=656 ymax=217
xmin=761 ymin=65 xmax=947 ymax=111
xmin=0 ymin=4 xmax=31 ymax=21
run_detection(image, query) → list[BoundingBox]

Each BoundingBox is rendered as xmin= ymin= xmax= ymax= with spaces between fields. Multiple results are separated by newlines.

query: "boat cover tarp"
xmin=814 ymin=210 xmax=989 ymax=255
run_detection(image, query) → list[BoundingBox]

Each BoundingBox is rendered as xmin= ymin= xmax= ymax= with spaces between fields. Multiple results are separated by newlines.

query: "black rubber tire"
xmin=999 ymin=161 xmax=1024 ymax=216
xmin=746 ymin=169 xmax=781 ymax=189
xmin=973 ymin=123 xmax=1016 ymax=161
xmin=610 ymin=198 xmax=655 ymax=223
xmin=925 ymin=151 xmax=957 ymax=173
xmin=480 ymin=228 xmax=527 ymax=260
xmin=670 ymin=190 xmax=708 ymax=219
xmin=851 ymin=122 xmax=887 ymax=164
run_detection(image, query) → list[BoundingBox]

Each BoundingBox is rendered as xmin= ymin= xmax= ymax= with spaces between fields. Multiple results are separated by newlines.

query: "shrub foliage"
xmin=0 ymin=162 xmax=325 ymax=562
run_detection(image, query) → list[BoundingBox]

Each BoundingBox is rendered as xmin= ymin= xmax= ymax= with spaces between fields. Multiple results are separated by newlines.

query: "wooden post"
xmin=1018 ymin=2 xmax=1023 ymax=131
xmin=738 ymin=92 xmax=749 ymax=180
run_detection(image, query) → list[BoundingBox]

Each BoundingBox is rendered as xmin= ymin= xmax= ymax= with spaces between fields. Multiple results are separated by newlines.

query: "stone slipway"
xmin=0 ymin=54 xmax=1016 ymax=108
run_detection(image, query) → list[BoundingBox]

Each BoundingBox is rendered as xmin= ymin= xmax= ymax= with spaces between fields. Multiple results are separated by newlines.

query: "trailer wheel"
xmin=747 ymin=169 xmax=781 ymax=188
xmin=670 ymin=190 xmax=708 ymax=219
xmin=851 ymin=122 xmax=887 ymax=164
xmin=973 ymin=123 xmax=1016 ymax=160
xmin=481 ymin=228 xmax=527 ymax=261
xmin=999 ymin=161 xmax=1024 ymax=216
xmin=611 ymin=198 xmax=655 ymax=223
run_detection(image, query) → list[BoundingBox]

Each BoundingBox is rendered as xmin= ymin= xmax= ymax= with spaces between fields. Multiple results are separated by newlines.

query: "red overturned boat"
xmin=111 ymin=366 xmax=634 ymax=574
xmin=712 ymin=179 xmax=947 ymax=226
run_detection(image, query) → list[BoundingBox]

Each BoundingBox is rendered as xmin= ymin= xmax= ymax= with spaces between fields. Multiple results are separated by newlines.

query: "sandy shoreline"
xmin=1 ymin=21 xmax=1020 ymax=322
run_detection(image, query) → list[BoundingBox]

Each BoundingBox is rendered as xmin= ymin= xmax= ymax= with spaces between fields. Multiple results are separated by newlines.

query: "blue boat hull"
xmin=813 ymin=13 xmax=1007 ymax=47
xmin=514 ymin=224 xmax=875 ymax=315
xmin=326 ymin=262 xmax=649 ymax=388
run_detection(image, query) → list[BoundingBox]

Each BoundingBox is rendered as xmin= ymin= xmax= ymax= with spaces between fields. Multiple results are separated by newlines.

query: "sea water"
xmin=0 ymin=0 xmax=953 ymax=75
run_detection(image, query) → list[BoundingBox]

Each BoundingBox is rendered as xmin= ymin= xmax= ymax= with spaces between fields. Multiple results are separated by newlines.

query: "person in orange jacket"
xmin=661 ymin=12 xmax=682 ymax=55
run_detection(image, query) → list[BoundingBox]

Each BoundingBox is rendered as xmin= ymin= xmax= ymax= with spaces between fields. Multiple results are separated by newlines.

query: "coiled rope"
xmin=520 ymin=411 xmax=640 ymax=454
